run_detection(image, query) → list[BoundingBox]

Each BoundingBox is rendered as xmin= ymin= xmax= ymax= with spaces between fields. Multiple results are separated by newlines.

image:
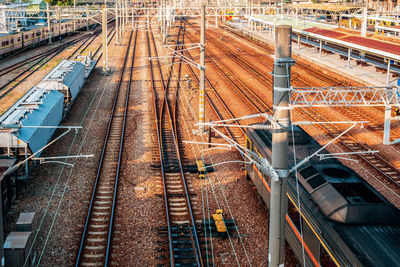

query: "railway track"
xmin=185 ymin=22 xmax=400 ymax=192
xmin=75 ymin=27 xmax=138 ymax=267
xmin=0 ymin=22 xmax=116 ymax=100
xmin=147 ymin=22 xmax=204 ymax=266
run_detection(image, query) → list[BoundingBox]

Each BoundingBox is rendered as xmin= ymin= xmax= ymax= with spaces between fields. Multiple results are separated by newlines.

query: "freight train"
xmin=245 ymin=125 xmax=400 ymax=266
xmin=0 ymin=54 xmax=96 ymax=216
xmin=0 ymin=16 xmax=99 ymax=59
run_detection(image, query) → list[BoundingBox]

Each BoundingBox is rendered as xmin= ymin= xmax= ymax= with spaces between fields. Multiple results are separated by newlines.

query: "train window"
xmin=10 ymin=39 xmax=13 ymax=44
xmin=307 ymin=175 xmax=326 ymax=189
xmin=25 ymin=35 xmax=29 ymax=39
xmin=391 ymin=22 xmax=395 ymax=26
xmin=299 ymin=166 xmax=317 ymax=179
xmin=332 ymin=183 xmax=383 ymax=203
xmin=17 ymin=38 xmax=20 ymax=42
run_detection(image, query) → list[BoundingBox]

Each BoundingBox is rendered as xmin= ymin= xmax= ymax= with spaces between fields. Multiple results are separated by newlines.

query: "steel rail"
xmin=105 ymin=24 xmax=138 ymax=267
xmin=146 ymin=25 xmax=175 ymax=266
xmin=75 ymin=28 xmax=136 ymax=266
xmin=185 ymin=29 xmax=271 ymax=114
xmin=0 ymin=25 xmax=116 ymax=101
xmin=182 ymin=31 xmax=245 ymax=139
xmin=0 ymin=20 xmax=115 ymax=77
xmin=148 ymin=21 xmax=203 ymax=266
xmin=204 ymin=24 xmax=400 ymax=189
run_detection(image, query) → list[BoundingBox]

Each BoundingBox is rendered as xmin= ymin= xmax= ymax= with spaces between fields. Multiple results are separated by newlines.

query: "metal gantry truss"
xmin=289 ymin=86 xmax=400 ymax=144
xmin=290 ymin=86 xmax=400 ymax=107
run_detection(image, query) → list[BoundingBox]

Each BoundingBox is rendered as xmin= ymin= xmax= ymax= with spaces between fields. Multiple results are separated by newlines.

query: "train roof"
xmin=334 ymin=224 xmax=400 ymax=266
xmin=0 ymin=87 xmax=64 ymax=156
xmin=0 ymin=33 xmax=12 ymax=38
xmin=38 ymin=59 xmax=86 ymax=102
xmin=247 ymin=125 xmax=400 ymax=266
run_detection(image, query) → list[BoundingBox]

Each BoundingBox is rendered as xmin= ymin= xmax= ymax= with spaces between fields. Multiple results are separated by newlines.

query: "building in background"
xmin=0 ymin=3 xmax=29 ymax=32
xmin=28 ymin=0 xmax=46 ymax=10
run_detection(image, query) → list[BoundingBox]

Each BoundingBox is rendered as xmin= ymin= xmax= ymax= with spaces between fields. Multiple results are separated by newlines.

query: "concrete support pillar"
xmin=46 ymin=2 xmax=52 ymax=44
xmin=199 ymin=4 xmax=206 ymax=132
xmin=361 ymin=7 xmax=367 ymax=37
xmin=319 ymin=40 xmax=322 ymax=57
xmin=119 ymin=1 xmax=123 ymax=36
xmin=86 ymin=5 xmax=89 ymax=31
xmin=58 ymin=6 xmax=61 ymax=42
xmin=347 ymin=48 xmax=351 ymax=68
xmin=102 ymin=8 xmax=109 ymax=74
xmin=387 ymin=59 xmax=392 ymax=84
xmin=131 ymin=6 xmax=135 ymax=31
xmin=115 ymin=3 xmax=120 ymax=44
xmin=125 ymin=0 xmax=128 ymax=28
xmin=73 ymin=0 xmax=76 ymax=31
xmin=147 ymin=6 xmax=149 ymax=28
xmin=298 ymin=34 xmax=300 ymax=49
xmin=269 ymin=24 xmax=291 ymax=267
xmin=384 ymin=106 xmax=392 ymax=144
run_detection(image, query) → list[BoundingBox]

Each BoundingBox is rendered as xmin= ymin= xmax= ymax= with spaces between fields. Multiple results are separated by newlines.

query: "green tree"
xmin=44 ymin=0 xmax=72 ymax=6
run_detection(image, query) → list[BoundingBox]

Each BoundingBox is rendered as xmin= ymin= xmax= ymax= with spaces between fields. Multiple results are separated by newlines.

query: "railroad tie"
xmin=87 ymin=238 xmax=107 ymax=242
xmin=85 ymin=245 xmax=106 ymax=250
xmin=83 ymin=254 xmax=103 ymax=258
xmin=81 ymin=262 xmax=103 ymax=267
xmin=88 ymin=231 xmax=107 ymax=235
xmin=91 ymin=224 xmax=108 ymax=228
xmin=93 ymin=212 xmax=109 ymax=216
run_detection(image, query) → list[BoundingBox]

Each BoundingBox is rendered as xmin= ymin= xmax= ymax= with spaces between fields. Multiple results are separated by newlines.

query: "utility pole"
xmin=361 ymin=6 xmax=367 ymax=37
xmin=131 ymin=5 xmax=135 ymax=31
xmin=102 ymin=8 xmax=110 ymax=74
xmin=86 ymin=5 xmax=89 ymax=32
xmin=58 ymin=6 xmax=61 ymax=42
xmin=122 ymin=0 xmax=126 ymax=31
xmin=162 ymin=0 xmax=166 ymax=43
xmin=125 ymin=0 xmax=128 ymax=28
xmin=46 ymin=2 xmax=52 ymax=44
xmin=73 ymin=0 xmax=76 ymax=31
xmin=115 ymin=2 xmax=120 ymax=44
xmin=269 ymin=25 xmax=292 ymax=267
xmin=199 ymin=4 xmax=206 ymax=132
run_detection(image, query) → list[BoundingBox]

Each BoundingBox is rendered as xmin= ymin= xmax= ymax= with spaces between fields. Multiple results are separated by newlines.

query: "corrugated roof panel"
xmin=38 ymin=60 xmax=85 ymax=102
xmin=16 ymin=90 xmax=64 ymax=156
xmin=334 ymin=224 xmax=400 ymax=266
xmin=2 ymin=109 xmax=26 ymax=126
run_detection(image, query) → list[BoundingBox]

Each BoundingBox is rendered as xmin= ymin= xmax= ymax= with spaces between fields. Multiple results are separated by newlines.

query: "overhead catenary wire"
xmin=23 ymin=57 xmax=115 ymax=267
xmin=162 ymin=31 xmax=242 ymax=263
xmin=173 ymin=49 xmax=253 ymax=265
xmin=289 ymin=106 xmax=307 ymax=267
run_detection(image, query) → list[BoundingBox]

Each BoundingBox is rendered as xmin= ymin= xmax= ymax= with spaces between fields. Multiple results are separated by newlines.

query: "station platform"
xmin=248 ymin=15 xmax=338 ymax=31
xmin=227 ymin=21 xmax=399 ymax=87
xmin=304 ymin=27 xmax=400 ymax=56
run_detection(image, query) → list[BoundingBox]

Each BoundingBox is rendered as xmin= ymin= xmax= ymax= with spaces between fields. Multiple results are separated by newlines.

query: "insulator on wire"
xmin=252 ymin=124 xmax=272 ymax=130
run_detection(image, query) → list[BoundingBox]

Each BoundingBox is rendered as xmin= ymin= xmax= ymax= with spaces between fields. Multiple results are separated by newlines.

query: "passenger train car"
xmin=340 ymin=16 xmax=400 ymax=30
xmin=0 ymin=17 xmax=97 ymax=59
xmin=245 ymin=125 xmax=400 ymax=266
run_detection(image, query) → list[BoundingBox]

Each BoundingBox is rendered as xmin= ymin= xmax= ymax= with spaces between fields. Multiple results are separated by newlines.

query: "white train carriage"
xmin=0 ymin=12 xmax=102 ymax=59
xmin=0 ymin=33 xmax=23 ymax=56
